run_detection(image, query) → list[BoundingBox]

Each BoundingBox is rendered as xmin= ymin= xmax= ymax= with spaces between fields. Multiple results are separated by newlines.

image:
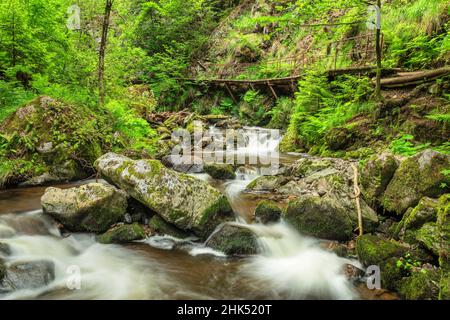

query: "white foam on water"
xmin=239 ymin=221 xmax=358 ymax=300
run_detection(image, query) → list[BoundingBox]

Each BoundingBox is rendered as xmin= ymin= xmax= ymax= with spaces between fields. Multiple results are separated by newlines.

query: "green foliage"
xmin=396 ymin=253 xmax=422 ymax=274
xmin=390 ymin=134 xmax=430 ymax=156
xmin=105 ymin=100 xmax=157 ymax=153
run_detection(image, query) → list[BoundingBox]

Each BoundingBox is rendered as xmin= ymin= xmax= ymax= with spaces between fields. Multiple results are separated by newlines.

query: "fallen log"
xmin=380 ymin=67 xmax=450 ymax=88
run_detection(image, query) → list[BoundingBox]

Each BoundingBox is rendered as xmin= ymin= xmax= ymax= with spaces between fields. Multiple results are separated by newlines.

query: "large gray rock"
xmin=359 ymin=152 xmax=400 ymax=208
xmin=0 ymin=260 xmax=55 ymax=293
xmin=382 ymin=149 xmax=450 ymax=215
xmin=95 ymin=153 xmax=234 ymax=239
xmin=41 ymin=182 xmax=128 ymax=232
xmin=278 ymin=160 xmax=379 ymax=233
xmin=284 ymin=195 xmax=354 ymax=241
xmin=205 ymin=224 xmax=258 ymax=255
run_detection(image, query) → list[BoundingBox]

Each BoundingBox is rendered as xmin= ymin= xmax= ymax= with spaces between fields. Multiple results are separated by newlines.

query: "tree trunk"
xmin=98 ymin=0 xmax=113 ymax=106
xmin=374 ymin=0 xmax=382 ymax=100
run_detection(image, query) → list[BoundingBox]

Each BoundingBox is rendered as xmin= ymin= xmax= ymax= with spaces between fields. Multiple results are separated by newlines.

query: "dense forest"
xmin=0 ymin=0 xmax=449 ymax=301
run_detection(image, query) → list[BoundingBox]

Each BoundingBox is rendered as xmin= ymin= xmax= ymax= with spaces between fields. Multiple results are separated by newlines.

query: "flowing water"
xmin=0 ymin=127 xmax=367 ymax=300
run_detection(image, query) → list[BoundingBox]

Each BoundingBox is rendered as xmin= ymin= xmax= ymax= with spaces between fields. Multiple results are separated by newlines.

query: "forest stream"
xmin=0 ymin=126 xmax=381 ymax=300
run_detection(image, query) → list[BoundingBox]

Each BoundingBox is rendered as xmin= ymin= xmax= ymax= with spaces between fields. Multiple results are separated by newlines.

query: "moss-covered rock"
xmin=359 ymin=152 xmax=399 ymax=208
xmin=97 ymin=223 xmax=146 ymax=244
xmin=204 ymin=163 xmax=236 ymax=180
xmin=395 ymin=197 xmax=439 ymax=239
xmin=437 ymin=194 xmax=450 ymax=299
xmin=356 ymin=234 xmax=411 ymax=290
xmin=284 ymin=195 xmax=353 ymax=241
xmin=254 ymin=200 xmax=282 ymax=224
xmin=399 ymin=269 xmax=440 ymax=300
xmin=41 ymin=182 xmax=128 ymax=233
xmin=356 ymin=234 xmax=408 ymax=266
xmin=0 ymin=96 xmax=114 ymax=188
xmin=245 ymin=175 xmax=288 ymax=192
xmin=382 ymin=149 xmax=450 ymax=215
xmin=148 ymin=215 xmax=190 ymax=238
xmin=95 ymin=153 xmax=234 ymax=239
xmin=324 ymin=127 xmax=354 ymax=151
xmin=415 ymin=222 xmax=440 ymax=255
xmin=287 ymin=158 xmax=333 ymax=177
xmin=205 ymin=224 xmax=258 ymax=255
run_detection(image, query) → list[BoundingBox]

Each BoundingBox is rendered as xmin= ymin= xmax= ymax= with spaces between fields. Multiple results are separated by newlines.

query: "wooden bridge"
xmin=177 ymin=66 xmax=450 ymax=102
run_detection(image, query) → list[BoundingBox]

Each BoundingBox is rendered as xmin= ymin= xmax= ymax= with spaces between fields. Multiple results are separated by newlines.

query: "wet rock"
xmin=148 ymin=215 xmax=190 ymax=239
xmin=41 ymin=182 xmax=128 ymax=233
xmin=204 ymin=163 xmax=236 ymax=180
xmin=284 ymin=195 xmax=353 ymax=241
xmin=287 ymin=158 xmax=333 ymax=177
xmin=437 ymin=194 xmax=450 ymax=299
xmin=0 ymin=243 xmax=11 ymax=256
xmin=359 ymin=152 xmax=400 ymax=208
xmin=356 ymin=234 xmax=407 ymax=266
xmin=161 ymin=155 xmax=204 ymax=173
xmin=254 ymin=200 xmax=282 ymax=224
xmin=394 ymin=197 xmax=439 ymax=240
xmin=415 ymin=222 xmax=440 ymax=255
xmin=356 ymin=234 xmax=408 ymax=290
xmin=245 ymin=175 xmax=289 ymax=192
xmin=0 ymin=260 xmax=55 ymax=293
xmin=95 ymin=153 xmax=234 ymax=239
xmin=279 ymin=161 xmax=379 ymax=233
xmin=97 ymin=223 xmax=146 ymax=244
xmin=382 ymin=149 xmax=450 ymax=215
xmin=398 ymin=269 xmax=440 ymax=300
xmin=205 ymin=224 xmax=258 ymax=256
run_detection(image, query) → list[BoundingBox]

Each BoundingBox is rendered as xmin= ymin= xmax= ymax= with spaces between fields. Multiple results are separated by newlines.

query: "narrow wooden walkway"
xmin=177 ymin=66 xmax=449 ymax=101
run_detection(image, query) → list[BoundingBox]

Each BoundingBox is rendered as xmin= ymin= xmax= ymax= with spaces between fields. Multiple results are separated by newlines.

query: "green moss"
xmin=356 ymin=234 xmax=408 ymax=266
xmin=97 ymin=223 xmax=146 ymax=244
xmin=254 ymin=200 xmax=282 ymax=224
xmin=206 ymin=225 xmax=258 ymax=255
xmin=399 ymin=269 xmax=440 ymax=300
xmin=415 ymin=222 xmax=439 ymax=255
xmin=284 ymin=195 xmax=353 ymax=241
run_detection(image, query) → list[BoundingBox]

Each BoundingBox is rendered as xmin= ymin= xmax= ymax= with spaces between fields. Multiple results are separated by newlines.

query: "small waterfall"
xmin=240 ymin=221 xmax=359 ymax=300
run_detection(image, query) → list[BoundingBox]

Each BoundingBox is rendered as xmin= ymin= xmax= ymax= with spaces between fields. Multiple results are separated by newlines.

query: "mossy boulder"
xmin=148 ymin=215 xmax=190 ymax=239
xmin=204 ymin=163 xmax=236 ymax=180
xmin=254 ymin=200 xmax=282 ymax=224
xmin=41 ymin=182 xmax=128 ymax=233
xmin=399 ymin=269 xmax=440 ymax=300
xmin=97 ymin=223 xmax=146 ymax=244
xmin=0 ymin=96 xmax=113 ymax=188
xmin=359 ymin=152 xmax=399 ymax=208
xmin=437 ymin=194 xmax=450 ymax=299
xmin=395 ymin=197 xmax=439 ymax=239
xmin=356 ymin=234 xmax=409 ymax=290
xmin=324 ymin=127 xmax=354 ymax=151
xmin=245 ymin=175 xmax=288 ymax=192
xmin=356 ymin=234 xmax=408 ymax=266
xmin=287 ymin=158 xmax=333 ymax=177
xmin=95 ymin=153 xmax=234 ymax=239
xmin=279 ymin=164 xmax=379 ymax=233
xmin=205 ymin=224 xmax=258 ymax=255
xmin=415 ymin=222 xmax=440 ymax=255
xmin=284 ymin=195 xmax=353 ymax=241
xmin=382 ymin=150 xmax=450 ymax=215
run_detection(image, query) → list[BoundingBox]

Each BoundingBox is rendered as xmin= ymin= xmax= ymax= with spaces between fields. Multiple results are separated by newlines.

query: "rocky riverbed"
xmin=0 ymin=125 xmax=449 ymax=299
